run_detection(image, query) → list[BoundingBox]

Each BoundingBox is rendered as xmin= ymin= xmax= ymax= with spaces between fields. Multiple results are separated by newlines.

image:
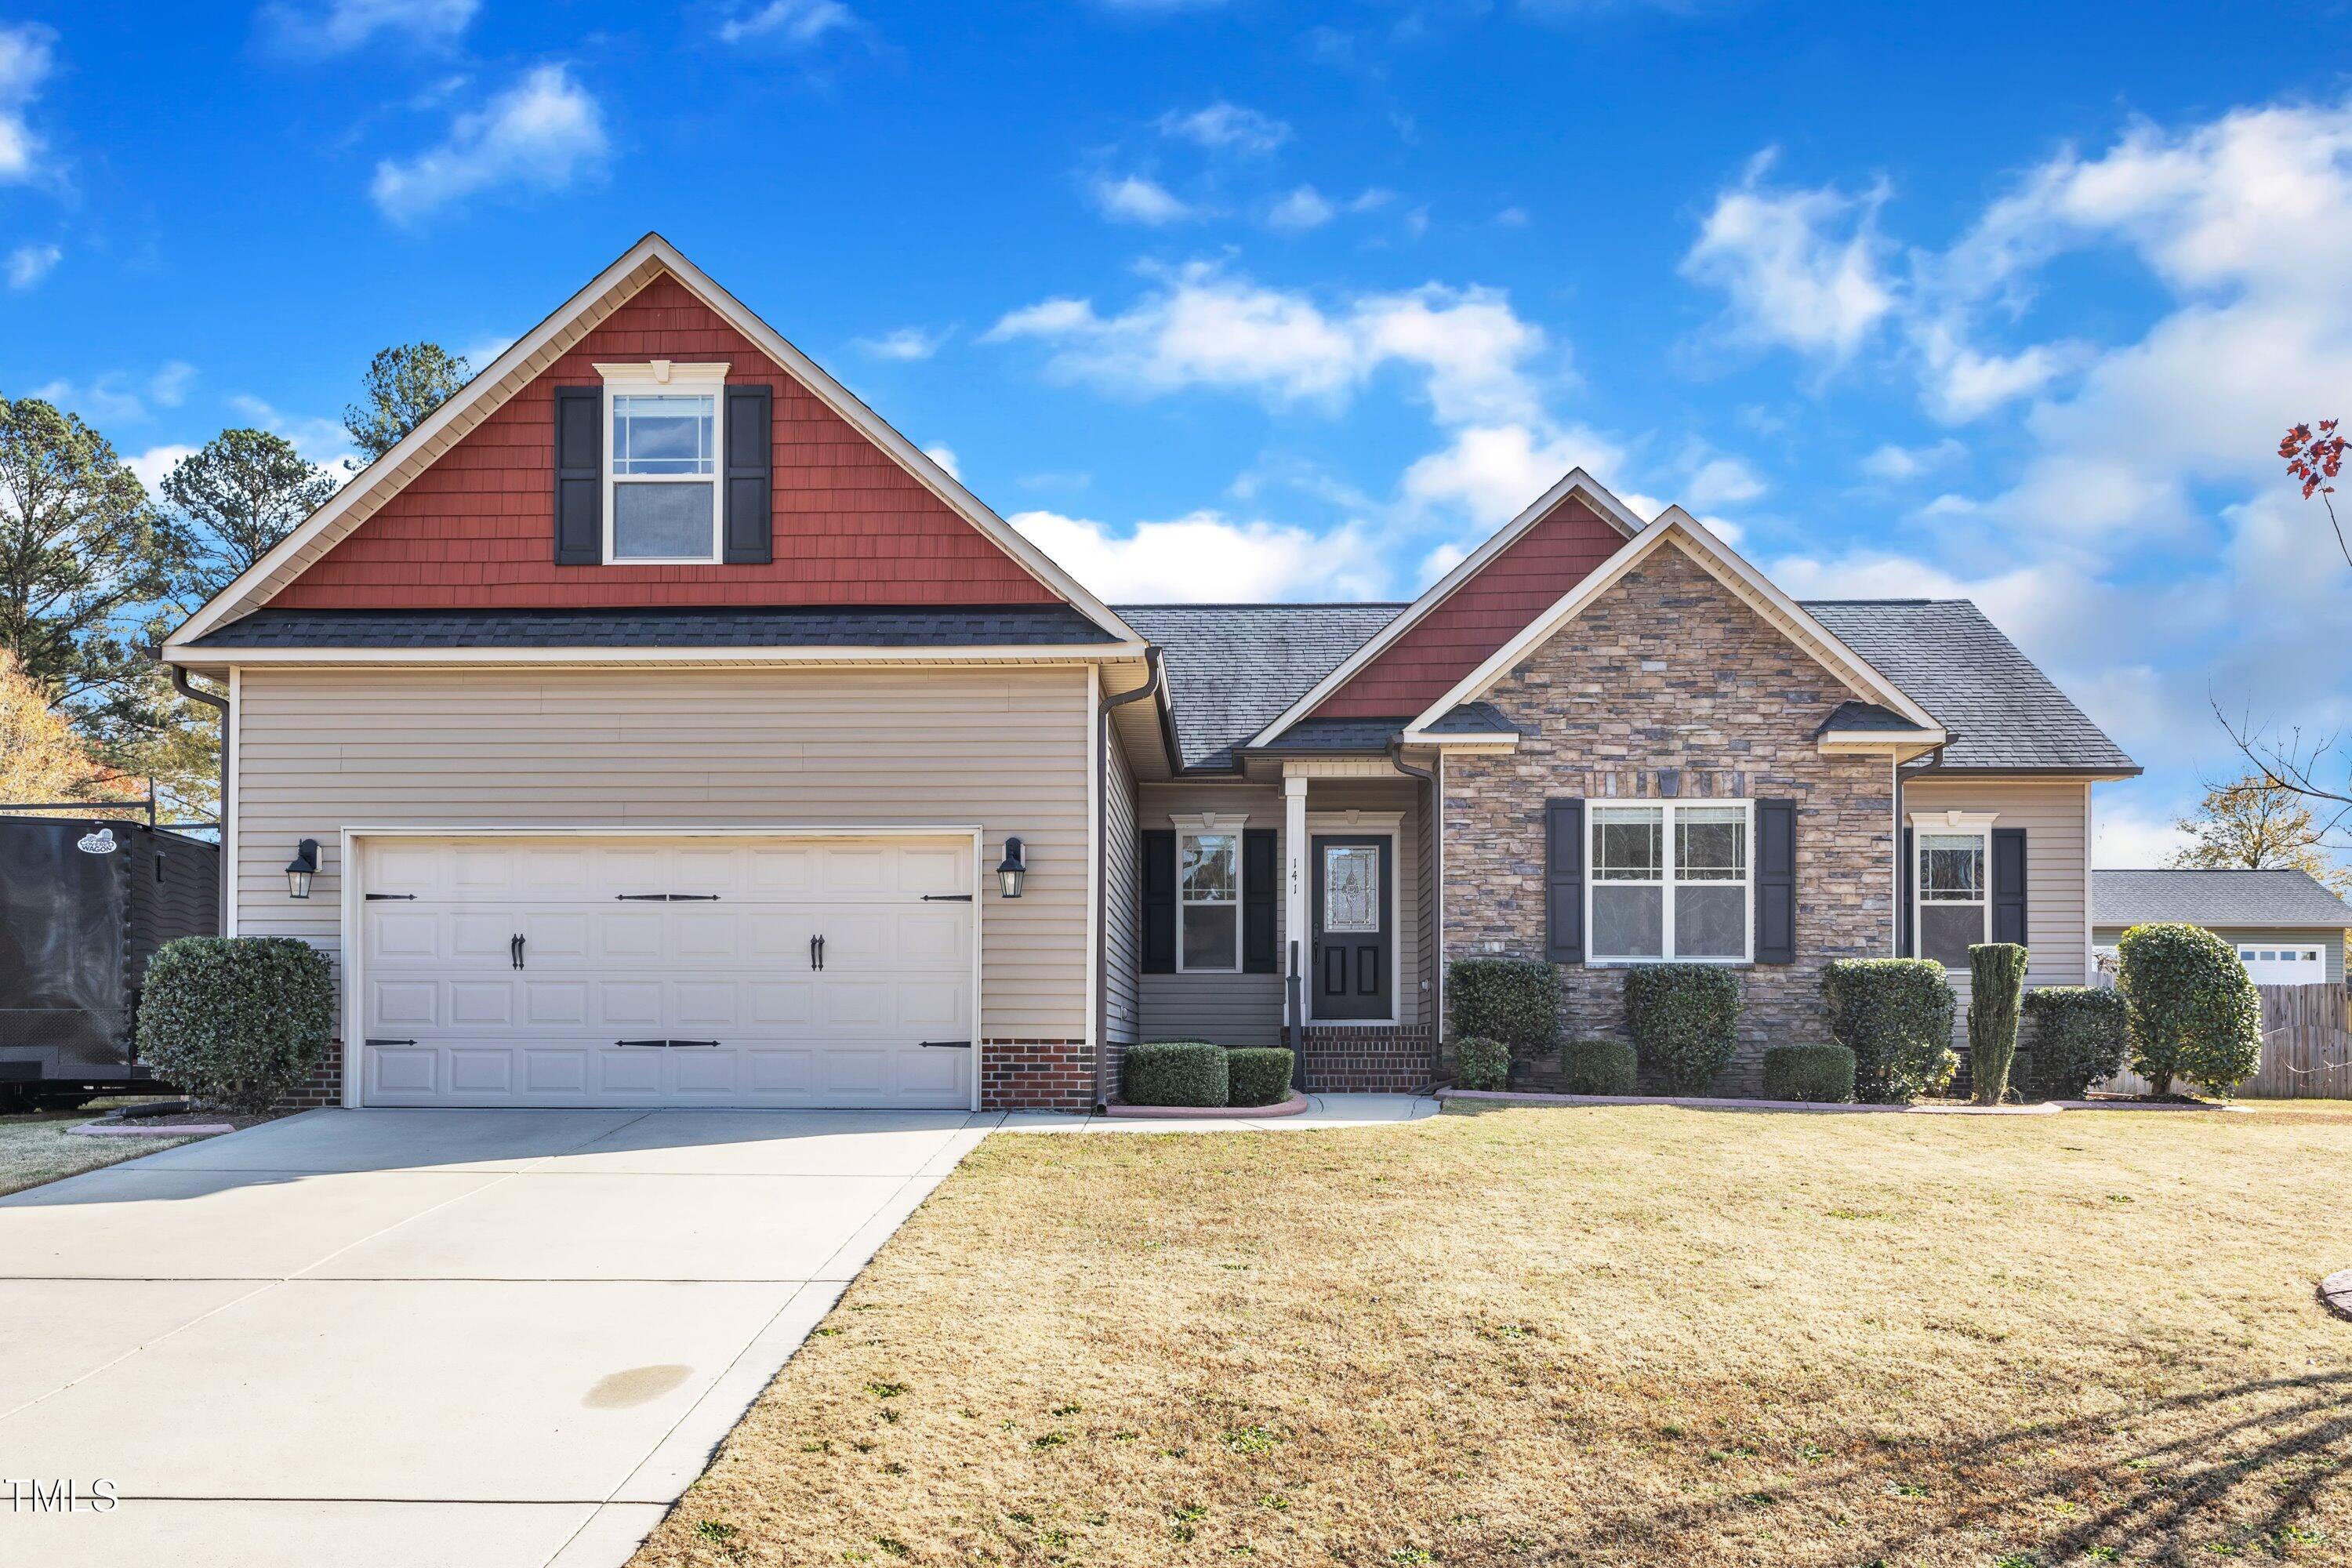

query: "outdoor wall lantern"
xmin=285 ymin=838 xmax=319 ymax=899
xmin=996 ymin=837 xmax=1027 ymax=898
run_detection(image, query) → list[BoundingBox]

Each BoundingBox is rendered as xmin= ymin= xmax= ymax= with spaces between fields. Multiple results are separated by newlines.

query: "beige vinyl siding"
xmin=2095 ymin=926 xmax=2346 ymax=986
xmin=1904 ymin=777 xmax=2091 ymax=1011
xmin=232 ymin=665 xmax=1091 ymax=1040
xmin=1102 ymin=723 xmax=1141 ymax=1047
xmin=1134 ymin=777 xmax=1425 ymax=1047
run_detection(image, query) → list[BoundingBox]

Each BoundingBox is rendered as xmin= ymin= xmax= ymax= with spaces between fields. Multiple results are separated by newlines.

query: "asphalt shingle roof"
xmin=2092 ymin=869 xmax=2352 ymax=929
xmin=1817 ymin=699 xmax=1926 ymax=735
xmin=1115 ymin=603 xmax=1403 ymax=770
xmin=191 ymin=604 xmax=1122 ymax=648
xmin=1802 ymin=600 xmax=2136 ymax=773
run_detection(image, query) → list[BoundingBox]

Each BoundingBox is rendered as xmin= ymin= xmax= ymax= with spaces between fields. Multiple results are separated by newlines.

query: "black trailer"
xmin=0 ymin=814 xmax=220 ymax=1109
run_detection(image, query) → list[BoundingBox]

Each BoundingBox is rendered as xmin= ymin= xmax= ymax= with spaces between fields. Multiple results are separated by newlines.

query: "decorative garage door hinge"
xmin=365 ymin=893 xmax=417 ymax=901
xmin=920 ymin=894 xmax=974 ymax=902
xmin=615 ymin=893 xmax=723 ymax=902
xmin=613 ymin=1039 xmax=723 ymax=1048
xmin=918 ymin=1040 xmax=973 ymax=1049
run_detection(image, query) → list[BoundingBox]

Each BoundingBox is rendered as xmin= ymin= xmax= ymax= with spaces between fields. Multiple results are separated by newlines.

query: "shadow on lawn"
xmin=1591 ymin=1370 xmax=2352 ymax=1561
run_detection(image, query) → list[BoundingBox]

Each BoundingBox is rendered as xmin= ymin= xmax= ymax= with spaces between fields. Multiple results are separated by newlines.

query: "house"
xmin=158 ymin=234 xmax=2140 ymax=1112
xmin=2093 ymin=868 xmax=2352 ymax=985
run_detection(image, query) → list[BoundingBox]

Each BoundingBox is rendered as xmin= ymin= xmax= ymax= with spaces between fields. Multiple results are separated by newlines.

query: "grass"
xmin=0 ymin=1101 xmax=198 ymax=1196
xmin=632 ymin=1102 xmax=2352 ymax=1566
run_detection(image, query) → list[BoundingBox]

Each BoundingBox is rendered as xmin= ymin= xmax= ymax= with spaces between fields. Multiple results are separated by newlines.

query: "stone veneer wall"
xmin=1442 ymin=544 xmax=1894 ymax=1095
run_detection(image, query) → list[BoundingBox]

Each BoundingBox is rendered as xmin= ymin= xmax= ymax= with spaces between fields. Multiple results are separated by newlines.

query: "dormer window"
xmin=597 ymin=361 xmax=728 ymax=563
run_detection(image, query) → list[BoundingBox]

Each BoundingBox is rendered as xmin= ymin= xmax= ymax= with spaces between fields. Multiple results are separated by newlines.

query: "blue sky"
xmin=6 ymin=1 xmax=2352 ymax=866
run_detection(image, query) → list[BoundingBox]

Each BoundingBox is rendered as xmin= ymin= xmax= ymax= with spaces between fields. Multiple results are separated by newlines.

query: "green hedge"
xmin=1820 ymin=959 xmax=1958 ymax=1104
xmin=1454 ymin=1036 xmax=1510 ymax=1091
xmin=1446 ymin=959 xmax=1560 ymax=1054
xmin=1227 ymin=1047 xmax=1295 ymax=1108
xmin=1558 ymin=1037 xmax=1638 ymax=1096
xmin=2118 ymin=923 xmax=2264 ymax=1096
xmin=134 ymin=936 xmax=335 ymax=1115
xmin=1762 ymin=1044 xmax=1855 ymax=1103
xmin=2020 ymin=986 xmax=2129 ymax=1098
xmin=1622 ymin=964 xmax=1740 ymax=1093
xmin=1966 ymin=943 xmax=2030 ymax=1104
xmin=1123 ymin=1041 xmax=1228 ymax=1107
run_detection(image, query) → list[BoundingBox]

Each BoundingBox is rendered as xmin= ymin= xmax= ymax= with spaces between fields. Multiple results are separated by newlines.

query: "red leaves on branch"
xmin=2281 ymin=419 xmax=2344 ymax=499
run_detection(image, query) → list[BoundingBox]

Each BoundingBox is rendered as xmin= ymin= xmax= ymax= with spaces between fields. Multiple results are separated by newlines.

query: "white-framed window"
xmin=1909 ymin=811 xmax=1997 ymax=970
xmin=1586 ymin=800 xmax=1752 ymax=964
xmin=597 ymin=361 xmax=729 ymax=564
xmin=1178 ymin=829 xmax=1240 ymax=972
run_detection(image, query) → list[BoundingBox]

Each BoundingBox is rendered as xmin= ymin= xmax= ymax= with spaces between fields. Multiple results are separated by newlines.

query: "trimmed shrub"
xmin=1123 ymin=1041 xmax=1229 ymax=1107
xmin=134 ymin=936 xmax=335 ymax=1115
xmin=1622 ymin=964 xmax=1741 ymax=1093
xmin=1558 ymin=1036 xmax=1638 ymax=1096
xmin=1446 ymin=959 xmax=1561 ymax=1055
xmin=1227 ymin=1047 xmax=1295 ymax=1108
xmin=2020 ymin=986 xmax=2129 ymax=1098
xmin=1820 ymin=959 xmax=1958 ymax=1104
xmin=1762 ymin=1044 xmax=1856 ymax=1103
xmin=2118 ymin=923 xmax=2264 ymax=1097
xmin=1966 ymin=942 xmax=2030 ymax=1105
xmin=1455 ymin=1036 xmax=1510 ymax=1091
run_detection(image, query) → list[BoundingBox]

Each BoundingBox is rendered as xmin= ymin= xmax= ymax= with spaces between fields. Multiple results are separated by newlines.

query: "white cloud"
xmin=1008 ymin=508 xmax=1384 ymax=602
xmin=923 ymin=444 xmax=960 ymax=480
xmin=717 ymin=0 xmax=855 ymax=46
xmin=1910 ymin=315 xmax=2082 ymax=423
xmin=370 ymin=64 xmax=606 ymax=224
xmin=1090 ymin=175 xmax=1196 ymax=226
xmin=1401 ymin=422 xmax=1628 ymax=524
xmin=261 ymin=0 xmax=476 ymax=54
xmin=2092 ymin=800 xmax=2190 ymax=869
xmin=0 ymin=22 xmax=56 ymax=185
xmin=128 ymin=444 xmax=198 ymax=498
xmin=1495 ymin=205 xmax=1529 ymax=227
xmin=1157 ymin=101 xmax=1289 ymax=154
xmin=1266 ymin=185 xmax=1336 ymax=233
xmin=6 ymin=241 xmax=59 ymax=289
xmin=1859 ymin=438 xmax=1964 ymax=481
xmin=227 ymin=394 xmax=361 ymax=474
xmin=30 ymin=362 xmax=196 ymax=426
xmin=1682 ymin=453 xmax=1766 ymax=508
xmin=855 ymin=325 xmax=947 ymax=361
xmin=985 ymin=262 xmax=1549 ymax=424
xmin=1681 ymin=150 xmax=1895 ymax=360
xmin=147 ymin=361 xmax=197 ymax=408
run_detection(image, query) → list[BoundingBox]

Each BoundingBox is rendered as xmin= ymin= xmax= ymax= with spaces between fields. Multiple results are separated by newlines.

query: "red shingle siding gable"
xmin=273 ymin=275 xmax=1058 ymax=610
xmin=1310 ymin=495 xmax=1624 ymax=718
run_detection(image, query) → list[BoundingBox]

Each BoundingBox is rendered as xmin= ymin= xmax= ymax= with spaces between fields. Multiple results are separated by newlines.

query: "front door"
xmin=1312 ymin=834 xmax=1392 ymax=1021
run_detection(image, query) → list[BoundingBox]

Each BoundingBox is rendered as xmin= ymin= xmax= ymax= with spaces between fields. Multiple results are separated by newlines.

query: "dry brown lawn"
xmin=633 ymin=1102 xmax=2352 ymax=1567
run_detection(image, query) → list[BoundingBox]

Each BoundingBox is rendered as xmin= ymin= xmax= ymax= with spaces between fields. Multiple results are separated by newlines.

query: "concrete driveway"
xmin=0 ymin=1107 xmax=996 ymax=1568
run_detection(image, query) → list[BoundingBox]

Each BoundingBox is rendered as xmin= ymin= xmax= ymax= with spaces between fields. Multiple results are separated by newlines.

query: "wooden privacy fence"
xmin=2097 ymin=982 xmax=2352 ymax=1098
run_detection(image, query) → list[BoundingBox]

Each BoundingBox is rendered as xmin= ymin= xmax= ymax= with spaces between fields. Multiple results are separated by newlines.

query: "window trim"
xmin=597 ymin=361 xmax=731 ymax=565
xmin=1174 ymin=822 xmax=1243 ymax=975
xmin=1907 ymin=810 xmax=1998 ymax=970
xmin=1583 ymin=798 xmax=1755 ymax=967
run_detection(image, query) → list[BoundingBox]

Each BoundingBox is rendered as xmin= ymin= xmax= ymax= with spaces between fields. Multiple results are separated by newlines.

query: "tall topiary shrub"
xmin=2117 ymin=923 xmax=2264 ymax=1097
xmin=1622 ymin=964 xmax=1740 ymax=1093
xmin=2020 ymin=986 xmax=2129 ymax=1098
xmin=1446 ymin=959 xmax=1561 ymax=1057
xmin=1820 ymin=959 xmax=1958 ymax=1104
xmin=134 ymin=936 xmax=335 ymax=1115
xmin=1966 ymin=942 xmax=2029 ymax=1104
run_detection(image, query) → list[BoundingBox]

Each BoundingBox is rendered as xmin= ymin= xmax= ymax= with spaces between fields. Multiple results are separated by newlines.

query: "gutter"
xmin=1388 ymin=739 xmax=1444 ymax=1081
xmin=1094 ymin=648 xmax=1163 ymax=1112
xmin=172 ymin=664 xmax=230 ymax=925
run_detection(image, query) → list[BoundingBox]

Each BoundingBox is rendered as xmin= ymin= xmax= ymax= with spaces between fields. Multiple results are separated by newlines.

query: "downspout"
xmin=1388 ymin=739 xmax=1443 ymax=1081
xmin=1094 ymin=648 xmax=1163 ymax=1112
xmin=172 ymin=663 xmax=230 ymax=929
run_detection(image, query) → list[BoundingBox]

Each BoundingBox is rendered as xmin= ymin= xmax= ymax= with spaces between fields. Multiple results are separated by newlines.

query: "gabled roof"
xmin=1245 ymin=468 xmax=1642 ymax=749
xmin=162 ymin=233 xmax=1138 ymax=658
xmin=1807 ymin=601 xmax=2138 ymax=774
xmin=1257 ymin=702 xmax=1521 ymax=755
xmin=1115 ymin=602 xmax=1401 ymax=770
xmin=187 ymin=604 xmax=1121 ymax=651
xmin=1406 ymin=507 xmax=1946 ymax=741
xmin=2093 ymin=869 xmax=2352 ymax=929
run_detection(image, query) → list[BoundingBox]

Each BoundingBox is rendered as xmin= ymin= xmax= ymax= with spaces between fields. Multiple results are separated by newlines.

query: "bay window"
xmin=1178 ymin=829 xmax=1240 ymax=972
xmin=1588 ymin=800 xmax=1752 ymax=964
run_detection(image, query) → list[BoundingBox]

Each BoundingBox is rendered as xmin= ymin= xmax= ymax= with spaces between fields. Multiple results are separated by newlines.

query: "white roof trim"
xmin=1404 ymin=507 xmax=1948 ymax=738
xmin=1396 ymin=728 xmax=1522 ymax=749
xmin=165 ymin=232 xmax=1138 ymax=654
xmin=1241 ymin=468 xmax=1644 ymax=750
xmin=163 ymin=642 xmax=1149 ymax=670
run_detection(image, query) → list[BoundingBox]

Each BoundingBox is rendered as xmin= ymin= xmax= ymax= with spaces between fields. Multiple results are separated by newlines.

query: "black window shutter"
xmin=1899 ymin=827 xmax=1914 ymax=957
xmin=723 ymin=385 xmax=773 ymax=564
xmin=1141 ymin=829 xmax=1176 ymax=974
xmin=1992 ymin=828 xmax=2028 ymax=946
xmin=1755 ymin=797 xmax=1796 ymax=964
xmin=1242 ymin=828 xmax=1277 ymax=973
xmin=1544 ymin=798 xmax=1584 ymax=964
xmin=553 ymin=387 xmax=601 ymax=565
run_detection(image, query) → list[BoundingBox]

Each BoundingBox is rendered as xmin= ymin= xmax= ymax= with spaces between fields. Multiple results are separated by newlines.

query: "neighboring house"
xmin=159 ymin=234 xmax=2140 ymax=1112
xmin=2093 ymin=869 xmax=2352 ymax=985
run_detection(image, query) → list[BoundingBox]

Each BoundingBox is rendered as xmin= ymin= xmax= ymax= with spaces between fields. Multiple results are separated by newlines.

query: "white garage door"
xmin=356 ymin=835 xmax=975 ymax=1108
xmin=2238 ymin=942 xmax=2325 ymax=985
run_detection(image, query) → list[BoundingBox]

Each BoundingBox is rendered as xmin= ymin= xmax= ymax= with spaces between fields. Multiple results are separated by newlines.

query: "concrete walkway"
xmin=0 ymin=1094 xmax=1433 ymax=1566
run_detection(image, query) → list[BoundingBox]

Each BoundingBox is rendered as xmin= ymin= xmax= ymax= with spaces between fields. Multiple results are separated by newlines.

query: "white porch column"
xmin=1283 ymin=773 xmax=1310 ymax=1000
